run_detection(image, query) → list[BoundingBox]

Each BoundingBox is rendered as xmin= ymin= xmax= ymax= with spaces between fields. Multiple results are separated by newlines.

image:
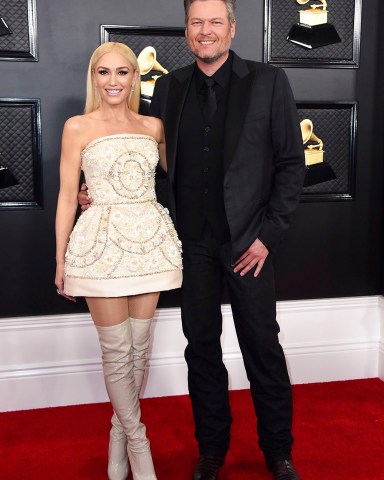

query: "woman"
xmin=55 ymin=42 xmax=182 ymax=480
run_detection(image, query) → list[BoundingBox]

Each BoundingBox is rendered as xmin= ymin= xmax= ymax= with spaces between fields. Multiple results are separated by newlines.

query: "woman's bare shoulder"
xmin=141 ymin=114 xmax=162 ymax=128
xmin=138 ymin=114 xmax=164 ymax=142
xmin=63 ymin=114 xmax=86 ymax=134
xmin=65 ymin=113 xmax=96 ymax=131
xmin=63 ymin=114 xmax=99 ymax=147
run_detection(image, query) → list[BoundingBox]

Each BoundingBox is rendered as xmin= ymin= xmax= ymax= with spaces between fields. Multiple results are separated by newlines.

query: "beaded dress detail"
xmin=64 ymin=134 xmax=182 ymax=297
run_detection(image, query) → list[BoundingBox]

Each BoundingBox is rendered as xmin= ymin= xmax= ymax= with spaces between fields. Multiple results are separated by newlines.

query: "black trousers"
xmin=180 ymin=226 xmax=293 ymax=461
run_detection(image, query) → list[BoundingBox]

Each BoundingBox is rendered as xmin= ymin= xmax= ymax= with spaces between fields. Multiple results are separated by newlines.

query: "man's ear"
xmin=231 ymin=20 xmax=236 ymax=39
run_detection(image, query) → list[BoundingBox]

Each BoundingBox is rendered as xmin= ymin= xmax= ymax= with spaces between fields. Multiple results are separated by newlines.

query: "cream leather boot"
xmin=107 ymin=317 xmax=153 ymax=480
xmin=128 ymin=317 xmax=154 ymax=478
xmin=96 ymin=320 xmax=156 ymax=480
xmin=130 ymin=317 xmax=153 ymax=391
xmin=108 ymin=412 xmax=129 ymax=480
xmin=108 ymin=317 xmax=152 ymax=480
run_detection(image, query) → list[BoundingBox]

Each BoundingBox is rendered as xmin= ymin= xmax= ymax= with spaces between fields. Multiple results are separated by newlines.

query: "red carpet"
xmin=1 ymin=378 xmax=384 ymax=479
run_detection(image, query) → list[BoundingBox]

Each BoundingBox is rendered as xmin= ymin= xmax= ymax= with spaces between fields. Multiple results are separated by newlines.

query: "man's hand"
xmin=232 ymin=238 xmax=269 ymax=277
xmin=78 ymin=183 xmax=92 ymax=211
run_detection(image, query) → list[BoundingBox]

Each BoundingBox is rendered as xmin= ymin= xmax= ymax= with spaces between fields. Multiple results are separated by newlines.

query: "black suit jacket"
xmin=150 ymin=51 xmax=305 ymax=259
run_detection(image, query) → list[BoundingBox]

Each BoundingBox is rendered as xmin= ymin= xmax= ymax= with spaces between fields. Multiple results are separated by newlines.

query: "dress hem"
xmin=64 ymin=270 xmax=182 ymax=297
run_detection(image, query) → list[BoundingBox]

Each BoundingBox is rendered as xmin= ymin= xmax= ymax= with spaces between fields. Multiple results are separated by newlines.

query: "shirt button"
xmin=203 ymin=146 xmax=210 ymax=152
xmin=204 ymin=126 xmax=211 ymax=132
xmin=203 ymin=167 xmax=209 ymax=173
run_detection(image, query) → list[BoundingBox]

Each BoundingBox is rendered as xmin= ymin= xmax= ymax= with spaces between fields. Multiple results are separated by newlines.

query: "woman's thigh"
xmin=86 ymin=291 xmax=160 ymax=327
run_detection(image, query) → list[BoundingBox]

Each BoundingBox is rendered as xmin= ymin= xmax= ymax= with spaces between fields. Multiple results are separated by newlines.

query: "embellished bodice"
xmin=81 ymin=134 xmax=158 ymax=205
xmin=64 ymin=134 xmax=182 ymax=297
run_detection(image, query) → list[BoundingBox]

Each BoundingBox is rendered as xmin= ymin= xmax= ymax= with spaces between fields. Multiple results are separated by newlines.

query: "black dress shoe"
xmin=192 ymin=455 xmax=225 ymax=480
xmin=267 ymin=459 xmax=300 ymax=480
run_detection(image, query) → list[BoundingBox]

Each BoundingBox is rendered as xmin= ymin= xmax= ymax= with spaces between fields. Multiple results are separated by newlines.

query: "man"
xmin=149 ymin=1 xmax=304 ymax=479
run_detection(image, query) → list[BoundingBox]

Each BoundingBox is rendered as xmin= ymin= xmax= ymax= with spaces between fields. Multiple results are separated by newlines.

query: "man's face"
xmin=185 ymin=0 xmax=235 ymax=65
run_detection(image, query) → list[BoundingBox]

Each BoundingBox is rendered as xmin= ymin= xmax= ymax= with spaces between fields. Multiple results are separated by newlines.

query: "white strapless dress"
xmin=64 ymin=134 xmax=182 ymax=297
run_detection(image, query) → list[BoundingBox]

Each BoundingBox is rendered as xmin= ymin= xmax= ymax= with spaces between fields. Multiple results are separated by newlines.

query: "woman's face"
xmin=93 ymin=50 xmax=138 ymax=106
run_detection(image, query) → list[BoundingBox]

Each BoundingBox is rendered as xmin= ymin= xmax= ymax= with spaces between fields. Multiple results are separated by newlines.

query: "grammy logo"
xmin=137 ymin=46 xmax=168 ymax=98
xmin=300 ymin=119 xmax=336 ymax=186
xmin=301 ymin=118 xmax=324 ymax=165
xmin=287 ymin=0 xmax=341 ymax=49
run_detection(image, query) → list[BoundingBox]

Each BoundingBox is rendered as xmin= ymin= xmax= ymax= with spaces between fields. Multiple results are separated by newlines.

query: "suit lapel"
xmin=164 ymin=55 xmax=253 ymax=178
xmin=164 ymin=64 xmax=195 ymax=184
xmin=223 ymin=53 xmax=254 ymax=175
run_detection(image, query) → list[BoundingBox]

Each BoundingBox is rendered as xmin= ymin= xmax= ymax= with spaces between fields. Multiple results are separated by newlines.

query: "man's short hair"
xmin=184 ymin=0 xmax=236 ymax=24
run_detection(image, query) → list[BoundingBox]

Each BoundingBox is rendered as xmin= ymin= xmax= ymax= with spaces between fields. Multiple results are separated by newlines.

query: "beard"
xmin=194 ymin=51 xmax=227 ymax=64
xmin=186 ymin=35 xmax=231 ymax=65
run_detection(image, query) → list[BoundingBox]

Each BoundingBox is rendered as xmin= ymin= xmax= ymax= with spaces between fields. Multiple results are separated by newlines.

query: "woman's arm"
xmin=145 ymin=115 xmax=167 ymax=172
xmin=157 ymin=120 xmax=167 ymax=173
xmin=55 ymin=117 xmax=83 ymax=301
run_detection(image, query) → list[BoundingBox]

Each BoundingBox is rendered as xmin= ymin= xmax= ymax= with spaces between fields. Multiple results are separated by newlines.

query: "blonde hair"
xmin=84 ymin=42 xmax=141 ymax=114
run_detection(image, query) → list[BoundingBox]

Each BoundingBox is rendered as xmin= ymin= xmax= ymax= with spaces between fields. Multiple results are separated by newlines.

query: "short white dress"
xmin=64 ymin=134 xmax=182 ymax=297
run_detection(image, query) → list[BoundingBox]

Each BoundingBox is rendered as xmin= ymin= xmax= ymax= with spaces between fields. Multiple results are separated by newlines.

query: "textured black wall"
xmin=0 ymin=0 xmax=382 ymax=317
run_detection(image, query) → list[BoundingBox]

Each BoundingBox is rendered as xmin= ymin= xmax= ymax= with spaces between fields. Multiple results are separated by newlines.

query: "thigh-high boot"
xmin=96 ymin=320 xmax=156 ymax=480
xmin=107 ymin=318 xmax=153 ymax=479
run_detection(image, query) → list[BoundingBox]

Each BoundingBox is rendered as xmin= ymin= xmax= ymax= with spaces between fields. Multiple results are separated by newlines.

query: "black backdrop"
xmin=0 ymin=0 xmax=383 ymax=318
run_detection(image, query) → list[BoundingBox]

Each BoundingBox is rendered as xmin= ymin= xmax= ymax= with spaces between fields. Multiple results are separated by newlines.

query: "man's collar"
xmin=194 ymin=51 xmax=233 ymax=90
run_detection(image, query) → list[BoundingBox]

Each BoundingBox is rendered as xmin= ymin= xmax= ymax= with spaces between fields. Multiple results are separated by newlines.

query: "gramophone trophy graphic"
xmin=137 ymin=46 xmax=168 ymax=98
xmin=300 ymin=119 xmax=336 ymax=186
xmin=287 ymin=0 xmax=341 ymax=49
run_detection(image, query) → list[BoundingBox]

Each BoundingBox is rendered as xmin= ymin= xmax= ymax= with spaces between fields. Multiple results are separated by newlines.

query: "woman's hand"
xmin=55 ymin=263 xmax=76 ymax=302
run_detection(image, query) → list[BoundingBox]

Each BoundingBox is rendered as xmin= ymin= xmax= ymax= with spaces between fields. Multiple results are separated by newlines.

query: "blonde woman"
xmin=55 ymin=42 xmax=182 ymax=480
